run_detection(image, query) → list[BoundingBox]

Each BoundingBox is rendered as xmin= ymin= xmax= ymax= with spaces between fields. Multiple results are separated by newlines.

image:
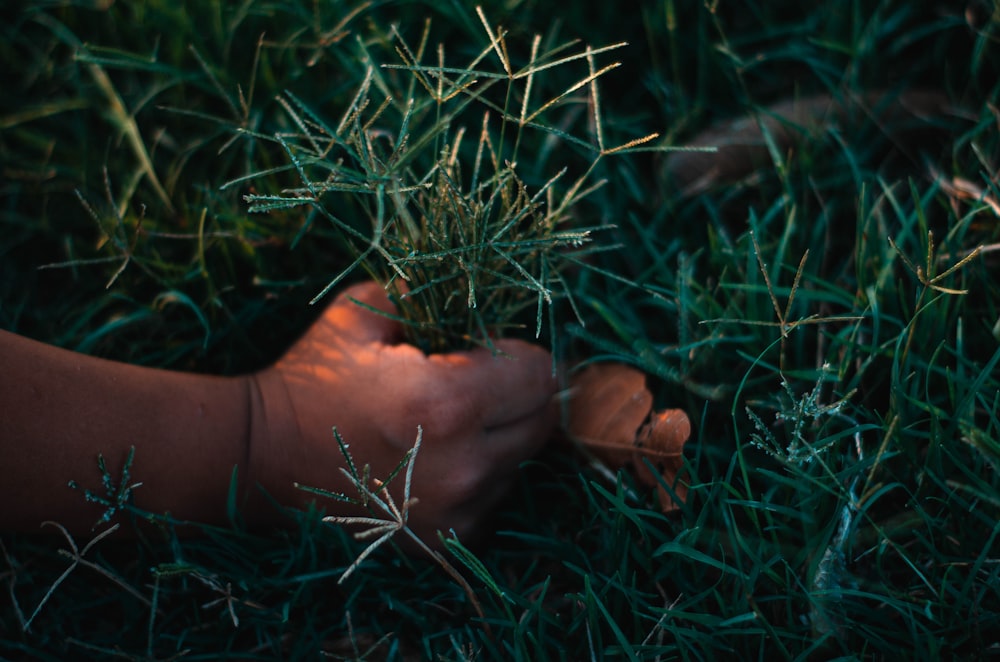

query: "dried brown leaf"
xmin=565 ymin=362 xmax=691 ymax=512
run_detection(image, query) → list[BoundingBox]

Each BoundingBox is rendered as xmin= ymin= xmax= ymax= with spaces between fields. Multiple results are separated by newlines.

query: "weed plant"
xmin=237 ymin=8 xmax=657 ymax=352
xmin=2 ymin=0 xmax=1000 ymax=660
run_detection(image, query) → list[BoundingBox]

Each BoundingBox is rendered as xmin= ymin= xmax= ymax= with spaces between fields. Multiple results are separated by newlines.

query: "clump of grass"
xmin=238 ymin=9 xmax=658 ymax=353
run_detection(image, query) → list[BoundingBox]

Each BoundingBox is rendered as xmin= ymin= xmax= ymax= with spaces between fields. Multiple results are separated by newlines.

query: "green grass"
xmin=3 ymin=0 xmax=1000 ymax=659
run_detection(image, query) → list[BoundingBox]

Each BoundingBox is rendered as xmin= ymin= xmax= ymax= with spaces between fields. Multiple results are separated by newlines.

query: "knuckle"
xmin=409 ymin=379 xmax=478 ymax=437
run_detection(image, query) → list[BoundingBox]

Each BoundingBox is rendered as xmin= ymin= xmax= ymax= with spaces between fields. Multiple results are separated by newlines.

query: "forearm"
xmin=0 ymin=280 xmax=560 ymax=544
xmin=0 ymin=329 xmax=251 ymax=532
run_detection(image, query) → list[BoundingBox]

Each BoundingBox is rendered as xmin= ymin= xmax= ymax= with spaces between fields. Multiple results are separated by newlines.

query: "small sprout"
xmin=67 ymin=446 xmax=143 ymax=529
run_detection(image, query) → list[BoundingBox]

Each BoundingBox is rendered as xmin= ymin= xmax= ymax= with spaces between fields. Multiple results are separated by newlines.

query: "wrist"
xmin=243 ymin=367 xmax=304 ymax=527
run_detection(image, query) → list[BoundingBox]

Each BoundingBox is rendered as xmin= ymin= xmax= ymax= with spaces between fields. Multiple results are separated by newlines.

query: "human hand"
xmin=246 ymin=281 xmax=557 ymax=542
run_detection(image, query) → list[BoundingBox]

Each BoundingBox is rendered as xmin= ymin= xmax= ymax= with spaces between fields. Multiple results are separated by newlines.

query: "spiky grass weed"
xmin=66 ymin=446 xmax=143 ymax=529
xmin=302 ymin=426 xmax=490 ymax=630
xmin=239 ymin=9 xmax=659 ymax=353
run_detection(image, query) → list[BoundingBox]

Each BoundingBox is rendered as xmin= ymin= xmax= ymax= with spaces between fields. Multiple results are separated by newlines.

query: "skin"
xmin=0 ymin=281 xmax=558 ymax=543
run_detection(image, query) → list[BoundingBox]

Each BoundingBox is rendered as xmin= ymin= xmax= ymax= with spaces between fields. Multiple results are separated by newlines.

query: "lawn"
xmin=2 ymin=0 xmax=1000 ymax=659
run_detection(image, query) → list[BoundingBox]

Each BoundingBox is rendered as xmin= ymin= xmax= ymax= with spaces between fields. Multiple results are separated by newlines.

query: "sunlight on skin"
xmin=0 ymin=282 xmax=556 ymax=545
xmin=249 ymin=281 xmax=559 ymax=542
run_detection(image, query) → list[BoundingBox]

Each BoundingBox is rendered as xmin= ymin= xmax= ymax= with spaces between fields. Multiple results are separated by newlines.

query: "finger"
xmin=432 ymin=338 xmax=557 ymax=429
xmin=442 ymin=432 xmax=546 ymax=542
xmin=324 ymin=281 xmax=404 ymax=345
xmin=439 ymin=477 xmax=516 ymax=543
xmin=479 ymin=398 xmax=556 ymax=467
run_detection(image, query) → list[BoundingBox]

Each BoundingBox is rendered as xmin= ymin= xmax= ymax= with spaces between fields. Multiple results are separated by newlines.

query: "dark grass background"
xmin=3 ymin=0 xmax=1000 ymax=659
